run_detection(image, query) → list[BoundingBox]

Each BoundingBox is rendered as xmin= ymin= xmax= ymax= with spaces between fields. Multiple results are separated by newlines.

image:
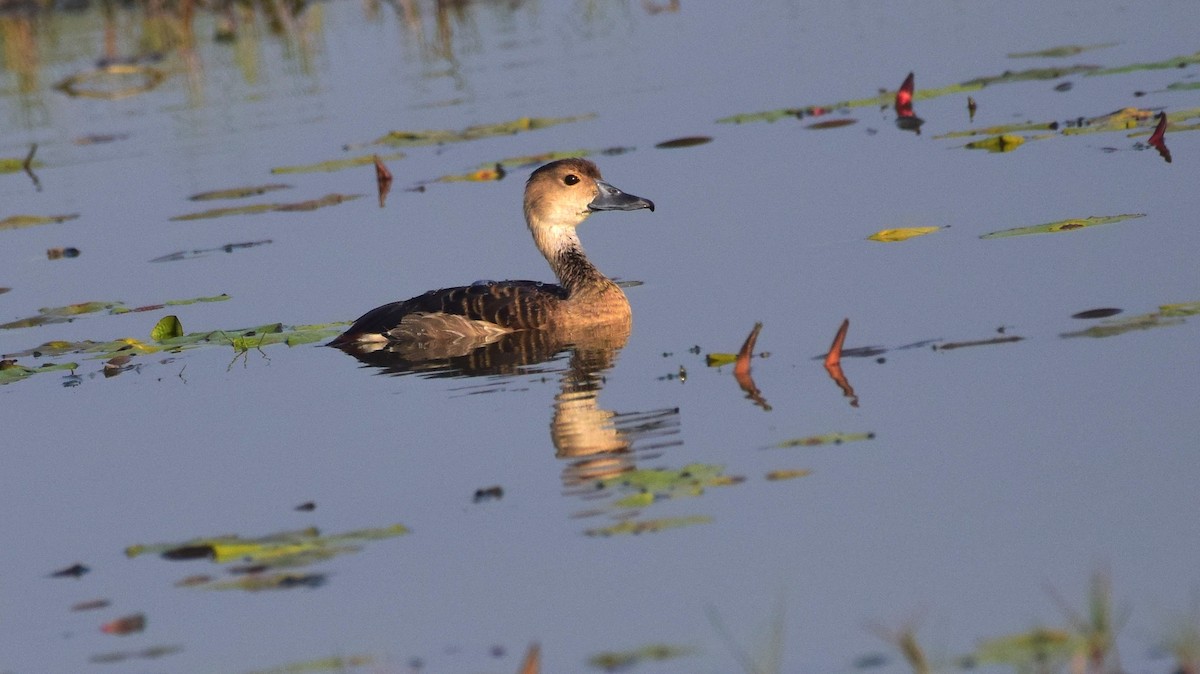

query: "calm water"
xmin=2 ymin=1 xmax=1199 ymax=672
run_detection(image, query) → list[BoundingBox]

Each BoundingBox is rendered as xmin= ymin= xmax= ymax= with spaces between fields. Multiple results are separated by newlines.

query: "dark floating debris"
xmin=72 ymin=598 xmax=111 ymax=611
xmin=294 ymin=501 xmax=316 ymax=512
xmin=1054 ymin=81 xmax=1074 ymax=92
xmin=654 ymin=135 xmax=712 ymax=149
xmin=49 ymin=563 xmax=90 ymax=578
xmin=967 ymin=96 xmax=977 ymax=122
xmin=1072 ymin=308 xmax=1123 ymax=320
xmin=46 ymin=247 xmax=81 ymax=260
xmin=934 ymin=335 xmax=1024 ymax=351
xmin=73 ymin=133 xmax=130 ymax=145
xmin=150 ymin=239 xmax=273 ymax=263
xmin=473 ymin=486 xmax=504 ymax=503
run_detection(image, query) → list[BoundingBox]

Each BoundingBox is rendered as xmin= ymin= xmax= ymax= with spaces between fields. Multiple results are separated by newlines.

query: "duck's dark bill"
xmin=589 ymin=180 xmax=655 ymax=212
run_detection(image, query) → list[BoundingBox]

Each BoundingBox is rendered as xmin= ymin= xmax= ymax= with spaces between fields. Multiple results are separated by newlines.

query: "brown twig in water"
xmin=518 ymin=642 xmax=540 ymax=674
xmin=374 ymin=154 xmax=393 ymax=207
xmin=23 ymin=143 xmax=41 ymax=192
xmin=823 ymin=318 xmax=858 ymax=407
xmin=733 ymin=322 xmax=770 ymax=411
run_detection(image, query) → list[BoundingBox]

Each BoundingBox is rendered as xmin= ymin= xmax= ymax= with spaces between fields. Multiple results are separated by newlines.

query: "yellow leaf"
xmin=964 ymin=134 xmax=1025 ymax=152
xmin=868 ymin=227 xmax=939 ymax=242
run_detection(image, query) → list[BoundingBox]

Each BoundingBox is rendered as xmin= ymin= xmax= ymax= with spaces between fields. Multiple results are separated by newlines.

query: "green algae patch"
xmin=1008 ymin=43 xmax=1117 ymax=58
xmin=271 ymin=152 xmax=405 ymax=175
xmin=584 ymin=515 xmax=712 ymax=537
xmin=0 ymin=213 xmax=79 ymax=231
xmin=0 ymin=301 xmax=121 ymax=329
xmin=935 ymin=121 xmax=1060 ymax=140
xmin=981 ymin=214 xmax=1145 ymax=240
xmin=368 ymin=114 xmax=596 ymax=148
xmin=588 ymin=644 xmax=696 ymax=671
xmin=1087 ymin=50 xmax=1200 ymax=76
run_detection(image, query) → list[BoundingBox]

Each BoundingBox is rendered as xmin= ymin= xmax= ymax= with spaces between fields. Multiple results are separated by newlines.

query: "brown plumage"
xmin=329 ymin=158 xmax=654 ymax=352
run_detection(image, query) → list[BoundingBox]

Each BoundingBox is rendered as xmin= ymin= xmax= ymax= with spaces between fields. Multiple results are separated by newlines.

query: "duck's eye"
xmin=563 ymin=174 xmax=580 ymax=186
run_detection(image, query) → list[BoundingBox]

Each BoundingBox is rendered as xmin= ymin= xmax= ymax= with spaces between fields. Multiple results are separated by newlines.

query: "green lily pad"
xmin=151 ymin=315 xmax=183 ymax=342
xmin=0 ymin=360 xmax=78 ymax=385
xmin=980 ymin=214 xmax=1145 ymax=239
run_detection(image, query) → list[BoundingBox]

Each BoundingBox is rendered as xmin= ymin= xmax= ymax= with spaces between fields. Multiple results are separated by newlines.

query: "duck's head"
xmin=524 ymin=158 xmax=654 ymax=230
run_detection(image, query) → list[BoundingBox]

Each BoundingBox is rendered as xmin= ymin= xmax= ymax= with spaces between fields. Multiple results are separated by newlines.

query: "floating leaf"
xmin=655 ymin=136 xmax=712 ymax=149
xmin=72 ymin=599 xmax=112 ymax=611
xmin=718 ymin=65 xmax=1101 ymax=124
xmin=0 ymin=301 xmax=120 ymax=330
xmin=1088 ymin=50 xmax=1200 ymax=77
xmin=588 ymin=644 xmax=695 ymax=671
xmin=151 ymin=315 xmax=183 ymax=342
xmin=771 ymin=432 xmax=874 ymax=448
xmin=1072 ymin=308 xmax=1122 ymax=320
xmin=963 ymin=134 xmax=1025 ymax=152
xmin=806 ymin=118 xmax=857 ymax=130
xmin=271 ymin=152 xmax=405 ymax=175
xmin=0 ymin=360 xmax=78 ymax=385
xmin=868 ymin=227 xmax=939 ymax=242
xmin=1061 ymin=300 xmax=1199 ymax=338
xmin=100 ymin=613 xmax=146 ymax=635
xmin=0 ymin=213 xmax=80 ymax=231
xmin=1008 ymin=43 xmax=1118 ymax=58
xmin=54 ymin=64 xmax=166 ymax=99
xmin=974 ymin=628 xmax=1080 ymax=668
xmin=129 ymin=522 xmax=408 ymax=568
xmin=188 ymin=184 xmax=291 ymax=201
xmin=204 ymin=572 xmax=327 ymax=591
xmin=935 ymin=121 xmax=1059 ymax=139
xmin=981 ymin=213 xmax=1145 ymax=239
xmin=238 ymin=655 xmax=374 ymax=674
xmin=170 ymin=194 xmax=362 ymax=220
xmin=585 ymin=515 xmax=712 ymax=537
xmin=934 ymin=335 xmax=1023 ymax=350
xmin=436 ymin=163 xmax=507 ymax=183
xmin=705 ymin=352 xmax=738 ymax=367
xmin=368 ymin=114 xmax=596 ymax=148
xmin=766 ymin=469 xmax=812 ymax=481
xmin=1166 ymin=81 xmax=1200 ymax=91
xmin=0 ymin=157 xmax=44 ymax=173
xmin=1147 ymin=111 xmax=1172 ymax=162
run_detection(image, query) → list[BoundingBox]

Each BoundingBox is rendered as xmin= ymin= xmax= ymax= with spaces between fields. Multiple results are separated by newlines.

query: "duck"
xmin=329 ymin=158 xmax=654 ymax=352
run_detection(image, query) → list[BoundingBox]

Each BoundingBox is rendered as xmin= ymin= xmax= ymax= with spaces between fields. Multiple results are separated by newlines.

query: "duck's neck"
xmin=531 ymin=221 xmax=619 ymax=298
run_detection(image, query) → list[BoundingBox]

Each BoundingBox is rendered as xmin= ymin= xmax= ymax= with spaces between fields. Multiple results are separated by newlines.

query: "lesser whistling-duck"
xmin=329 ymin=158 xmax=654 ymax=350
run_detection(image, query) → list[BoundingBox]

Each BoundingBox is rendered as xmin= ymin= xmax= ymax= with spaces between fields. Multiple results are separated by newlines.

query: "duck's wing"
xmin=330 ymin=280 xmax=568 ymax=347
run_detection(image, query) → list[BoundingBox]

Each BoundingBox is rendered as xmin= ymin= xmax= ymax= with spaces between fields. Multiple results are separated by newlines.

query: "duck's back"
xmin=330 ymin=280 xmax=568 ymax=346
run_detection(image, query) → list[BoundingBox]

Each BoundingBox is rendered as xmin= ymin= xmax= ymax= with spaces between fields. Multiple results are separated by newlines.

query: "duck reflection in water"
xmin=331 ymin=159 xmax=678 ymax=483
